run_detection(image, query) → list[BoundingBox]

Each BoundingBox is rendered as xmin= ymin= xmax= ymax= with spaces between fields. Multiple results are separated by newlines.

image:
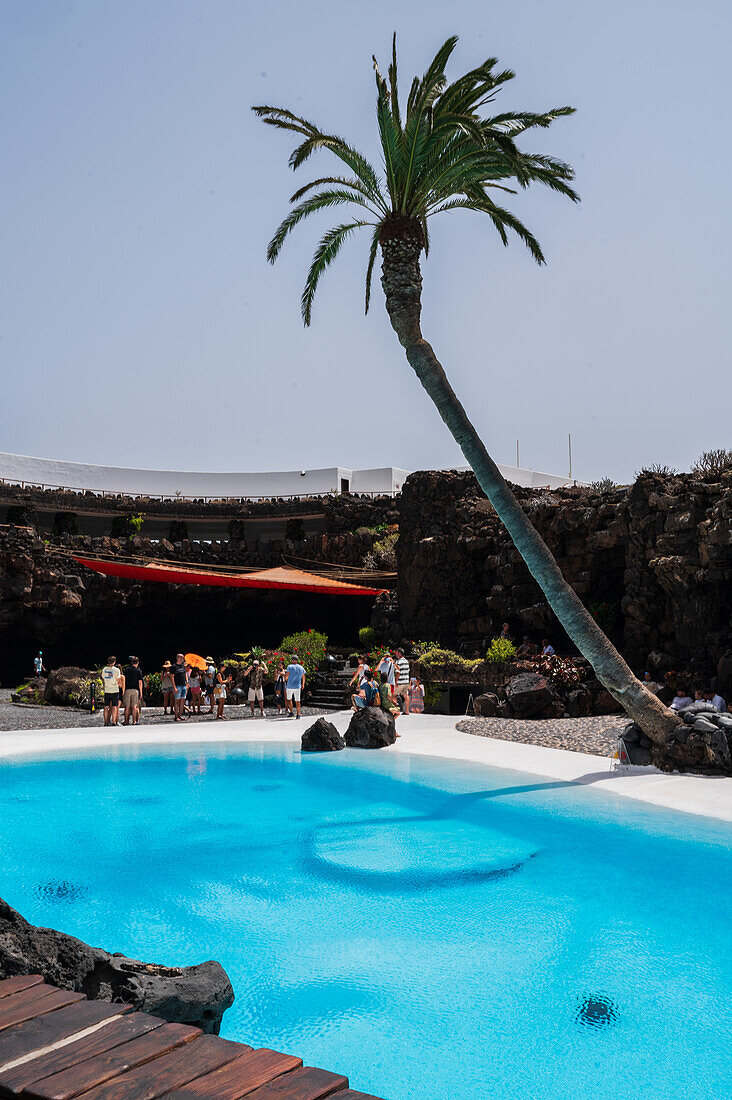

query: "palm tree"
xmin=254 ymin=35 xmax=680 ymax=744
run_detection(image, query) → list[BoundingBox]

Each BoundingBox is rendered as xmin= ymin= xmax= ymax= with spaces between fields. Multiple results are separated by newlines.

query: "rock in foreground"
xmin=345 ymin=706 xmax=397 ymax=749
xmin=301 ymin=717 xmax=345 ymax=752
xmin=0 ymin=897 xmax=234 ymax=1033
xmin=505 ymin=673 xmax=552 ymax=717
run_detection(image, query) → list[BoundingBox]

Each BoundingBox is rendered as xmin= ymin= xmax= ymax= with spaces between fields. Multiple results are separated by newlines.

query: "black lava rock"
xmin=301 ymin=718 xmax=345 ymax=752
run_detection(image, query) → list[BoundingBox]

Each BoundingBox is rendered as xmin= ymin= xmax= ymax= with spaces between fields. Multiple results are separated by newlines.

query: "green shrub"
xmin=278 ymin=629 xmax=327 ymax=677
xmin=111 ymin=513 xmax=145 ymax=537
xmin=145 ymin=671 xmax=163 ymax=705
xmin=415 ymin=643 xmax=481 ymax=675
xmin=358 ymin=626 xmax=376 ymax=649
xmin=423 ymin=683 xmax=443 ymax=713
xmin=486 ymin=637 xmax=517 ymax=665
xmin=372 ymin=528 xmax=399 ymax=568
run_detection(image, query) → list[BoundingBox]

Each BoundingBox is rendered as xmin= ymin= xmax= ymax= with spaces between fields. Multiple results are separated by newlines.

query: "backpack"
xmin=363 ymin=682 xmax=381 ymax=707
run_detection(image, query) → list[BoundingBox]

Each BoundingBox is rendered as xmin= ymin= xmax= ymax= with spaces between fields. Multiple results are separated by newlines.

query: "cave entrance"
xmin=14 ymin=586 xmax=376 ymax=685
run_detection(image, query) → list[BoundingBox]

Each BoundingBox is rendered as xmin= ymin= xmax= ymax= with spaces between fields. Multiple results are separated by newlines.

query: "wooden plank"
xmin=227 ymin=1064 xmax=349 ymax=1100
xmin=0 ymin=1000 xmax=132 ymax=1077
xmin=161 ymin=1047 xmax=302 ymax=1099
xmin=0 ymin=977 xmax=44 ymax=1000
xmin=0 ymin=986 xmax=60 ymax=1016
xmin=24 ymin=1023 xmax=202 ymax=1100
xmin=72 ymin=1034 xmax=245 ymax=1100
xmin=0 ymin=1011 xmax=156 ymax=1094
xmin=0 ymin=991 xmax=85 ymax=1034
xmin=334 ymin=1092 xmax=384 ymax=1099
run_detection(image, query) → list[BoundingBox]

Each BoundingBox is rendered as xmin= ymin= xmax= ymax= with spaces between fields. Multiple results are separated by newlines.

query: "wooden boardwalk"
xmin=0 ymin=976 xmax=384 ymax=1100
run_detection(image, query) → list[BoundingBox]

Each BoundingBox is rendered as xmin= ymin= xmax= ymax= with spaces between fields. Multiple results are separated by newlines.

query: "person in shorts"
xmin=122 ymin=656 xmax=144 ymax=725
xmin=394 ymin=648 xmax=410 ymax=713
xmin=213 ymin=662 xmax=231 ymax=720
xmin=189 ymin=668 xmax=203 ymax=714
xmin=101 ymin=656 xmax=123 ymax=727
xmin=244 ymin=657 xmax=268 ymax=717
xmin=285 ymin=654 xmax=306 ymax=719
xmin=353 ymin=668 xmax=380 ymax=709
xmin=172 ymin=653 xmax=188 ymax=722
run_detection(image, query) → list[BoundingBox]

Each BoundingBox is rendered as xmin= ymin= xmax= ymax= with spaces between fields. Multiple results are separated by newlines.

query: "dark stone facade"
xmin=395 ymin=470 xmax=732 ymax=680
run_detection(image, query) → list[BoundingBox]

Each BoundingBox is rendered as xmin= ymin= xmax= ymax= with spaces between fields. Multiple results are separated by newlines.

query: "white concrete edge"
xmin=1 ymin=712 xmax=730 ymax=825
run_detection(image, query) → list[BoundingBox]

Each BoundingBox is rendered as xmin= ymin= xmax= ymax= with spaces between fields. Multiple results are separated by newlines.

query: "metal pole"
xmin=568 ymin=433 xmax=572 ymax=480
xmin=516 ymin=440 xmax=519 ymax=468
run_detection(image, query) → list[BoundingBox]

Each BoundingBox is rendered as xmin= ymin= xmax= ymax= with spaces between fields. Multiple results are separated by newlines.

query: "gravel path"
xmin=0 ymin=690 xmax=325 ymax=733
xmin=456 ymin=714 xmax=628 ymax=757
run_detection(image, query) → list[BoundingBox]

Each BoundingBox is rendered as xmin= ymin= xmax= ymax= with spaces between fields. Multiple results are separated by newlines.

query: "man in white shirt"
xmin=670 ymin=689 xmax=693 ymax=711
xmin=541 ymin=639 xmax=555 ymax=657
xmin=705 ymin=689 xmax=727 ymax=712
xmin=101 ymin=656 xmax=124 ymax=726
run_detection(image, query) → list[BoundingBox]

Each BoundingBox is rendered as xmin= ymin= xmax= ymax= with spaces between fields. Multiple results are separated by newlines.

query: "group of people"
xmin=156 ymin=653 xmax=308 ymax=721
xmin=670 ymin=686 xmax=727 ymax=713
xmin=498 ymin=625 xmax=556 ymax=658
xmin=100 ymin=656 xmax=145 ymax=727
xmin=349 ymin=647 xmax=425 ymax=717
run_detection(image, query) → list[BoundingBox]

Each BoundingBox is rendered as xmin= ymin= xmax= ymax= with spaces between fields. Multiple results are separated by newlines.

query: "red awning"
xmin=73 ymin=556 xmax=387 ymax=596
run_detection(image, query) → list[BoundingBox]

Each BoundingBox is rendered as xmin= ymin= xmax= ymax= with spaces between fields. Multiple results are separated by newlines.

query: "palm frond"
xmin=267 ymin=190 xmax=376 ymax=263
xmin=301 ymin=221 xmax=371 ymax=325
xmin=364 ymin=225 xmax=381 ymax=314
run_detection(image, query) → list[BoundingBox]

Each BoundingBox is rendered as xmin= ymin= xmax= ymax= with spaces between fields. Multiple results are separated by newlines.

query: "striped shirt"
xmin=395 ymin=656 xmax=410 ymax=686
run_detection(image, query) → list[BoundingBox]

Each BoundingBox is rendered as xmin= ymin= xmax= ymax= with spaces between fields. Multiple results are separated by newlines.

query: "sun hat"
xmin=162 ymin=660 xmax=172 ymax=669
xmin=205 ymin=656 xmax=214 ymax=663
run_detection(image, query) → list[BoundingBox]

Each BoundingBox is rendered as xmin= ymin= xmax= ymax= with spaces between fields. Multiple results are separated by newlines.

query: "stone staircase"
xmin=309 ymin=659 xmax=354 ymax=711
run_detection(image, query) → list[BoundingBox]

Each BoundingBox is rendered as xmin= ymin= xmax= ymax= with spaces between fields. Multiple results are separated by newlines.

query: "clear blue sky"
xmin=1 ymin=0 xmax=729 ymax=482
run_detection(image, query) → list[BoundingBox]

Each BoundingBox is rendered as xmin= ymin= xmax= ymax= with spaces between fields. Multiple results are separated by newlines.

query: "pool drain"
xmin=36 ymin=880 xmax=86 ymax=903
xmin=576 ymin=993 xmax=619 ymax=1030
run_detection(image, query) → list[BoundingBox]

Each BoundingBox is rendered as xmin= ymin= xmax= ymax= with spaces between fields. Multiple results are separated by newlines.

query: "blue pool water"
xmin=0 ymin=742 xmax=730 ymax=1099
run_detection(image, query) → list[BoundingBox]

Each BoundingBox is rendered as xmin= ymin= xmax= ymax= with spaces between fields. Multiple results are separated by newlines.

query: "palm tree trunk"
xmin=380 ymin=232 xmax=681 ymax=744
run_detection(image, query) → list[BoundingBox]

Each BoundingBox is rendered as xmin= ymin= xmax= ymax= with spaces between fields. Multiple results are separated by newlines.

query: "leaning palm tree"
xmin=254 ymin=35 xmax=680 ymax=744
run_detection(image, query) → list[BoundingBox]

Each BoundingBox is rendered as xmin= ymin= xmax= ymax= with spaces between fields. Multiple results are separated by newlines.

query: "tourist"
xmin=33 ymin=651 xmax=46 ymax=676
xmin=189 ymin=667 xmax=203 ymax=714
xmin=172 ymin=652 xmax=188 ymax=722
xmin=516 ymin=636 xmax=537 ymax=658
xmin=541 ymin=639 xmax=555 ymax=657
xmin=101 ymin=656 xmax=123 ymax=727
xmin=394 ymin=647 xmax=411 ymax=713
xmin=244 ymin=657 xmax=268 ymax=717
xmin=122 ymin=656 xmax=144 ymax=726
xmin=704 ymin=688 xmax=727 ymax=712
xmin=408 ymin=675 xmax=425 ymax=714
xmin=377 ymin=651 xmax=396 ymax=699
xmin=213 ymin=662 xmax=231 ymax=719
xmin=500 ymin=623 xmax=511 ymax=640
xmin=349 ymin=655 xmax=371 ymax=689
xmin=204 ymin=657 xmax=216 ymax=713
xmin=274 ymin=661 xmax=287 ymax=715
xmin=161 ymin=661 xmax=175 ymax=714
xmin=285 ymin=654 xmax=306 ymax=719
xmin=670 ymin=688 xmax=693 ymax=711
xmin=353 ymin=668 xmax=381 ymax=709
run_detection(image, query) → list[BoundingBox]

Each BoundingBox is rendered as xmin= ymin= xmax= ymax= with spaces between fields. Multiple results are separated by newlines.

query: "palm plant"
xmin=254 ymin=35 xmax=680 ymax=743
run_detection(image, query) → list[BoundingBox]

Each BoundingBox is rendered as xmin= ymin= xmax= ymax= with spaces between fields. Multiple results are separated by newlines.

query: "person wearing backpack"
xmin=352 ymin=669 xmax=381 ymax=710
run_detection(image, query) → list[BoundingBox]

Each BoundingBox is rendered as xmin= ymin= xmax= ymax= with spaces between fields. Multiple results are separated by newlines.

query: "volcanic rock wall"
xmin=396 ymin=470 xmax=732 ymax=677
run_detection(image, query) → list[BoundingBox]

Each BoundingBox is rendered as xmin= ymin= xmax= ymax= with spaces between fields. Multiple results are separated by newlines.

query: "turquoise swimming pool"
xmin=0 ymin=742 xmax=730 ymax=1098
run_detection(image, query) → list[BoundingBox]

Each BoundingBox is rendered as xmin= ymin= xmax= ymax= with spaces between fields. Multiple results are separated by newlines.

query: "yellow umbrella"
xmin=185 ymin=652 xmax=208 ymax=671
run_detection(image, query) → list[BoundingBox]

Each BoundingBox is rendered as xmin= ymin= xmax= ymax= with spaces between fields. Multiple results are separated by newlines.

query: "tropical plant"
xmin=255 ymin=34 xmax=681 ymax=745
xmin=111 ymin=513 xmax=145 ymax=537
xmin=691 ymin=448 xmax=732 ymax=479
xmin=358 ymin=625 xmax=376 ymax=649
xmin=414 ymin=643 xmax=481 ymax=675
xmin=278 ymin=628 xmax=328 ymax=677
xmin=486 ymin=636 xmax=517 ymax=665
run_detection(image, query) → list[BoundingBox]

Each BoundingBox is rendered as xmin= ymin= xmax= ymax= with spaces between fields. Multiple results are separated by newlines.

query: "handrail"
xmin=0 ymin=477 xmax=399 ymax=503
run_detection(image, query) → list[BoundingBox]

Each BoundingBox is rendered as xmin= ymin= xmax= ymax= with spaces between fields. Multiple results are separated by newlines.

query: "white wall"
xmin=0 ymin=453 xmax=400 ymax=499
xmin=0 ymin=452 xmax=583 ymax=499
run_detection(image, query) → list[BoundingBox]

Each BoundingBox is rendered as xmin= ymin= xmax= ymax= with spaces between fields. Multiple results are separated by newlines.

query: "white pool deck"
xmin=1 ymin=711 xmax=730 ymax=825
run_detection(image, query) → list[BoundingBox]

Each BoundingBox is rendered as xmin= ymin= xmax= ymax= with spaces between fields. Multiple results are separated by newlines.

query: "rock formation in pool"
xmin=0 ymin=897 xmax=234 ymax=1034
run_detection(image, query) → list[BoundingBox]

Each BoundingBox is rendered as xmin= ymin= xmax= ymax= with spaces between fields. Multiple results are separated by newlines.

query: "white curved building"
xmin=0 ymin=451 xmax=581 ymax=500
